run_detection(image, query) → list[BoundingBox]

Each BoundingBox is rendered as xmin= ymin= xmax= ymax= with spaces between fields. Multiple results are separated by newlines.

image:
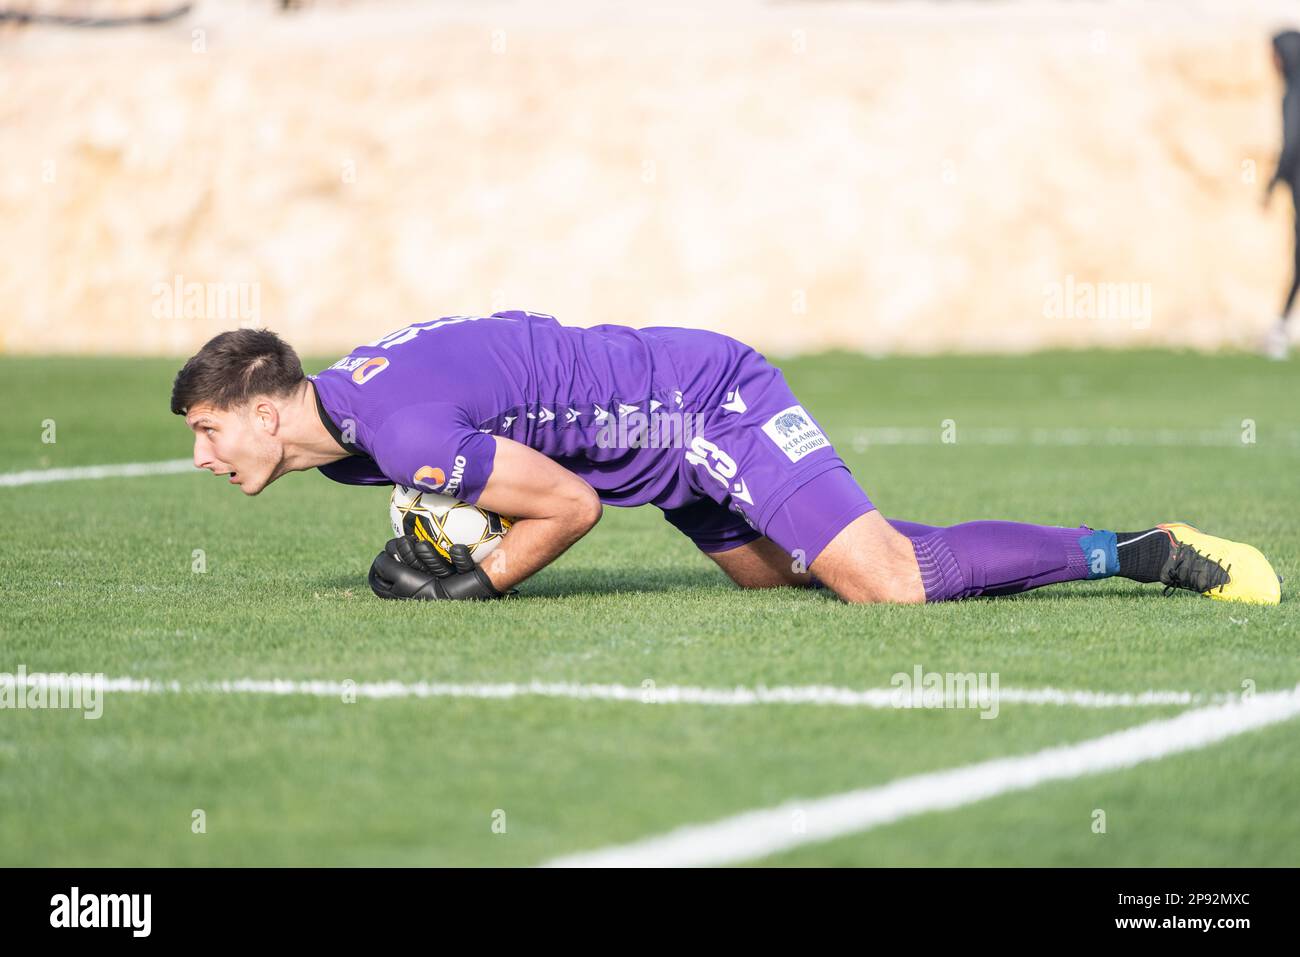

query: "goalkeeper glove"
xmin=368 ymin=535 xmax=506 ymax=601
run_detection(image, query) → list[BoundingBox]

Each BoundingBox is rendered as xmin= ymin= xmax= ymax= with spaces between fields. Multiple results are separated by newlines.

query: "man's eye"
xmin=204 ymin=427 xmax=215 ymax=436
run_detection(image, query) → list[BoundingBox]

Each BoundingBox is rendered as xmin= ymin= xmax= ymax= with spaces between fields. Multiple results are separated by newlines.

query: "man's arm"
xmin=471 ymin=436 xmax=603 ymax=592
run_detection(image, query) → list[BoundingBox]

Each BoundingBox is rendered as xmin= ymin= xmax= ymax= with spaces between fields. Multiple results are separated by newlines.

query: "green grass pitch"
xmin=0 ymin=350 xmax=1297 ymax=866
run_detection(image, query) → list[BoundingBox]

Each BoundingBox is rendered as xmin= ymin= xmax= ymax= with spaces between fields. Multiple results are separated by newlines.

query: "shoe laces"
xmin=1160 ymin=543 xmax=1231 ymax=596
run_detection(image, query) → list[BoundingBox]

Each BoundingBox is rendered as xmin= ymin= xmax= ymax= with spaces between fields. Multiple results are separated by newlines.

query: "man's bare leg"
xmin=705 ymin=537 xmax=813 ymax=588
xmin=810 ymin=510 xmax=926 ymax=604
xmin=701 ymin=513 xmax=923 ymax=600
xmin=695 ymin=467 xmax=1280 ymax=606
xmin=704 ymin=516 xmax=924 ymax=601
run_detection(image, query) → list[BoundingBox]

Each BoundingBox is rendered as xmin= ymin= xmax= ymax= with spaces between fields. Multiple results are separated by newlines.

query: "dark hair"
xmin=170 ymin=328 xmax=306 ymax=416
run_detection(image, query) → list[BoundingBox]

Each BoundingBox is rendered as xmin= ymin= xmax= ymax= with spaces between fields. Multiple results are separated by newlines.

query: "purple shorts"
xmin=659 ymin=346 xmax=875 ymax=566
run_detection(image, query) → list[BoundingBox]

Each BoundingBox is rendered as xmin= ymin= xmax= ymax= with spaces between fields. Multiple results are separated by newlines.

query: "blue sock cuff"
xmin=1076 ymin=529 xmax=1119 ymax=579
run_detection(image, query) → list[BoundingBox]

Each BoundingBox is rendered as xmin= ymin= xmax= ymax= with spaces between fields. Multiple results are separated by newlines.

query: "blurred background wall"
xmin=1 ymin=0 xmax=1296 ymax=356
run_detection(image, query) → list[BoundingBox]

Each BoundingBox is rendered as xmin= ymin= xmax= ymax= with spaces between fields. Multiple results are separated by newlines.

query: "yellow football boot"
xmin=1155 ymin=523 xmax=1282 ymax=606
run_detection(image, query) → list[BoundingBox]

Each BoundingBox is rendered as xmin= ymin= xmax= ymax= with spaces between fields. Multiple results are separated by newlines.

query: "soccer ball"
xmin=389 ymin=485 xmax=513 ymax=564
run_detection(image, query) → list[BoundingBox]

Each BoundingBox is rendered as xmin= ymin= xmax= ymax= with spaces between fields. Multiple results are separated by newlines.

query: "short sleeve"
xmin=368 ymin=402 xmax=498 ymax=503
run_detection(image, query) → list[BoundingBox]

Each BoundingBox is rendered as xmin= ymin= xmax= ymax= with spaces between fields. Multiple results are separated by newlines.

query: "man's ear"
xmin=253 ymin=398 xmax=281 ymax=435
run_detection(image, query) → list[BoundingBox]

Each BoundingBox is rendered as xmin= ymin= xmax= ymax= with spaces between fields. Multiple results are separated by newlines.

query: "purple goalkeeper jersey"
xmin=311 ymin=311 xmax=745 ymax=510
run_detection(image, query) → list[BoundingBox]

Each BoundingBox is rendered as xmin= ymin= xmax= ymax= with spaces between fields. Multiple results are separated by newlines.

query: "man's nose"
xmin=193 ymin=437 xmax=213 ymax=470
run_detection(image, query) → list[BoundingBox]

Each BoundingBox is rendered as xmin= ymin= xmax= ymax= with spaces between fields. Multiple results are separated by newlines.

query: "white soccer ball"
xmin=389 ymin=485 xmax=513 ymax=565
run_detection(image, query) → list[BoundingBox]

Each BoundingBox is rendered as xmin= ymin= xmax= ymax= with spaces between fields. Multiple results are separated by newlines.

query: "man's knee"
xmin=811 ymin=511 xmax=926 ymax=604
xmin=832 ymin=569 xmax=925 ymax=604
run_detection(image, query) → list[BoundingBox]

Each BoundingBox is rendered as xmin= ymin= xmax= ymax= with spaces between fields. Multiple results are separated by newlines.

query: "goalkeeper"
xmin=170 ymin=313 xmax=1282 ymax=606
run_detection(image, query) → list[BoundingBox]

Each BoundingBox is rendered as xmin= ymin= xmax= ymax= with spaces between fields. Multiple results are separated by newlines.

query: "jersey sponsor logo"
xmin=351 ymin=356 xmax=390 ymax=384
xmin=413 ymin=455 xmax=468 ymax=495
xmin=444 ymin=455 xmax=468 ymax=496
xmin=762 ymin=405 xmax=828 ymax=462
xmin=413 ymin=465 xmax=446 ymax=490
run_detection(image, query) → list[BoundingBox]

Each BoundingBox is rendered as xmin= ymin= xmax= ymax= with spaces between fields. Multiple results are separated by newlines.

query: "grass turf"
xmin=0 ymin=350 xmax=1297 ymax=866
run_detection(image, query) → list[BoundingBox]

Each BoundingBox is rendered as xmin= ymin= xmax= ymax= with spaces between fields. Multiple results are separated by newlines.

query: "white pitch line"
xmin=848 ymin=426 xmax=1300 ymax=449
xmin=543 ymin=684 xmax=1300 ymax=867
xmin=0 ymin=459 xmax=194 ymax=487
xmin=7 ymin=423 xmax=1297 ymax=489
xmin=13 ymin=674 xmax=1245 ymax=709
xmin=5 ymin=422 xmax=1292 ymax=488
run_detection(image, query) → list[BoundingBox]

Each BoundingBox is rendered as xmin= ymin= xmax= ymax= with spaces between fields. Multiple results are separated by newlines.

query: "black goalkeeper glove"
xmin=368 ymin=536 xmax=507 ymax=601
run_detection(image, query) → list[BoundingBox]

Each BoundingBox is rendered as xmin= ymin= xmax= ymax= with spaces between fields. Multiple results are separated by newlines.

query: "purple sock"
xmin=887 ymin=519 xmax=1098 ymax=602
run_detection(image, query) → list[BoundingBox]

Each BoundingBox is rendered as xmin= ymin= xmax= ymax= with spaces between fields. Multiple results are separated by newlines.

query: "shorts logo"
xmin=721 ymin=387 xmax=747 ymax=415
xmin=731 ymin=478 xmax=753 ymax=506
xmin=351 ymin=357 xmax=390 ymax=384
xmin=413 ymin=465 xmax=446 ymax=490
xmin=762 ymin=405 xmax=828 ymax=463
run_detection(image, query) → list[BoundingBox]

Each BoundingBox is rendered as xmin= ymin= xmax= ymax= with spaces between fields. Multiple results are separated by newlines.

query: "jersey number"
xmin=366 ymin=311 xmax=552 ymax=350
xmin=685 ymin=436 xmax=738 ymax=487
xmin=366 ymin=316 xmax=483 ymax=350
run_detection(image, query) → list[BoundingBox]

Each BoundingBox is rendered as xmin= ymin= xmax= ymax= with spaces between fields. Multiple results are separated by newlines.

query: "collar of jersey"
xmin=311 ymin=378 xmax=362 ymax=456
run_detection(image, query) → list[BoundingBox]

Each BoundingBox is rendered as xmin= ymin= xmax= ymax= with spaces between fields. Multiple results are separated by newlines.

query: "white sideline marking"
xmin=21 ymin=674 xmax=1242 ymax=709
xmin=9 ymin=422 xmax=1297 ymax=489
xmin=0 ymin=459 xmax=194 ymax=487
xmin=543 ymin=685 xmax=1300 ymax=867
xmin=850 ymin=426 xmax=1300 ymax=450
xmin=6 ymin=421 xmax=1296 ymax=486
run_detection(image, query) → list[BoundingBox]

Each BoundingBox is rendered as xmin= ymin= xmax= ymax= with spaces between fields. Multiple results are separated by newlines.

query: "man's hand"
xmin=368 ymin=536 xmax=506 ymax=601
xmin=370 ymin=436 xmax=602 ymax=599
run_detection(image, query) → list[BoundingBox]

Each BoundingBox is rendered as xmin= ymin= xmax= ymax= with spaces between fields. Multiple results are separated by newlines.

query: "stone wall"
xmin=1 ymin=0 xmax=1295 ymax=355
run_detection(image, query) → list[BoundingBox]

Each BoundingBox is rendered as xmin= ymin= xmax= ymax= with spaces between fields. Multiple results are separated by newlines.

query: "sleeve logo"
xmin=413 ymin=456 xmax=467 ymax=496
xmin=351 ymin=357 xmax=390 ymax=384
xmin=413 ymin=465 xmax=446 ymax=489
xmin=762 ymin=405 xmax=828 ymax=462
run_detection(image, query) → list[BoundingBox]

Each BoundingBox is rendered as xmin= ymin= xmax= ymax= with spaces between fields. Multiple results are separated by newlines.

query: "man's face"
xmin=185 ymin=401 xmax=282 ymax=496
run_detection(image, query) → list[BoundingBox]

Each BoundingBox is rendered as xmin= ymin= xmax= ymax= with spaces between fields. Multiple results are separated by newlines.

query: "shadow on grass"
xmin=308 ymin=572 xmax=1184 ymax=604
xmin=977 ymin=581 xmax=1184 ymax=602
xmin=306 ymin=565 xmax=753 ymax=600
